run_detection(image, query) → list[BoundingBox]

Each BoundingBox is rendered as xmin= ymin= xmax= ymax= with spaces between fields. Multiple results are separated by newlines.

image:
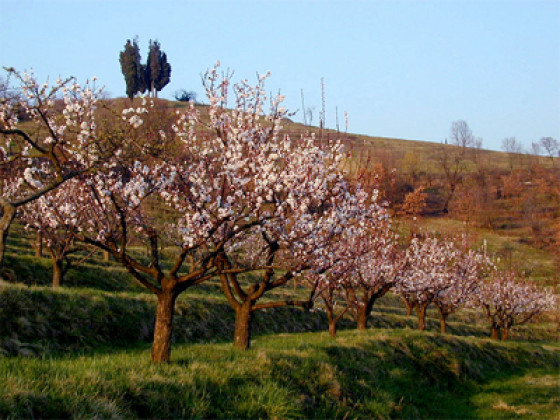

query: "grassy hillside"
xmin=1 ymin=329 xmax=558 ymax=419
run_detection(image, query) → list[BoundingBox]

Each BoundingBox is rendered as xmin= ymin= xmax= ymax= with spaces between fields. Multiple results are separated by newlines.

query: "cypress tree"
xmin=119 ymin=38 xmax=146 ymax=100
xmin=146 ymin=40 xmax=171 ymax=97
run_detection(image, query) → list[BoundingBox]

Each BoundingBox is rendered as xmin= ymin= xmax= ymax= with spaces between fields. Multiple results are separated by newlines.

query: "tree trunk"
xmin=233 ymin=301 xmax=253 ymax=350
xmin=34 ymin=231 xmax=43 ymax=258
xmin=440 ymin=313 xmax=448 ymax=334
xmin=328 ymin=319 xmax=338 ymax=337
xmin=401 ymin=296 xmax=415 ymax=316
xmin=436 ymin=305 xmax=448 ymax=334
xmin=416 ymin=304 xmax=427 ymax=331
xmin=51 ymin=256 xmax=64 ymax=288
xmin=501 ymin=328 xmax=510 ymax=341
xmin=356 ymin=305 xmax=369 ymax=331
xmin=325 ymin=305 xmax=338 ymax=337
xmin=103 ymin=250 xmax=110 ymax=262
xmin=0 ymin=202 xmax=16 ymax=271
xmin=491 ymin=325 xmax=500 ymax=340
xmin=151 ymin=289 xmax=177 ymax=363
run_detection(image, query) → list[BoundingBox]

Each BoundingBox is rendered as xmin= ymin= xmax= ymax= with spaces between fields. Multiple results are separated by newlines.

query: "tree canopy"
xmin=119 ymin=38 xmax=171 ymax=99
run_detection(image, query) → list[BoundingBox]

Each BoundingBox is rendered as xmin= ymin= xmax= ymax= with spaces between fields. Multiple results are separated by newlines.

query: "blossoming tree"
xmin=185 ymin=65 xmax=358 ymax=349
xmin=17 ymin=191 xmax=93 ymax=287
xmin=345 ymin=222 xmax=404 ymax=331
xmin=431 ymin=242 xmax=493 ymax=333
xmin=395 ymin=236 xmax=460 ymax=330
xmin=304 ymin=187 xmax=402 ymax=336
xmin=43 ymin=63 xmax=361 ymax=359
xmin=472 ymin=270 xmax=556 ymax=340
xmin=0 ymin=69 xmax=110 ymax=270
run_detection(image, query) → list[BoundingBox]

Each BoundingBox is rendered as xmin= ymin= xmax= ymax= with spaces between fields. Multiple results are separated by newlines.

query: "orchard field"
xmin=1 ymin=68 xmax=559 ymax=418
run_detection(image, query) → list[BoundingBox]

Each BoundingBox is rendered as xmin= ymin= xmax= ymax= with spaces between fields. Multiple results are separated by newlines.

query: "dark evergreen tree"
xmin=146 ymin=40 xmax=171 ymax=97
xmin=119 ymin=38 xmax=145 ymax=100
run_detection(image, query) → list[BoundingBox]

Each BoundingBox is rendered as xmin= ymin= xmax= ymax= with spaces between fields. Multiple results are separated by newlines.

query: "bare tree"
xmin=435 ymin=120 xmax=481 ymax=213
xmin=539 ymin=137 xmax=559 ymax=167
xmin=501 ymin=137 xmax=523 ymax=171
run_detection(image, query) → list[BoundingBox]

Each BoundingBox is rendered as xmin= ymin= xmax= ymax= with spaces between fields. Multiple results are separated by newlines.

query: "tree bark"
xmin=151 ymin=289 xmax=177 ymax=363
xmin=233 ymin=301 xmax=253 ymax=350
xmin=401 ymin=296 xmax=415 ymax=316
xmin=51 ymin=256 xmax=64 ymax=288
xmin=491 ymin=325 xmax=500 ymax=340
xmin=328 ymin=319 xmax=338 ymax=337
xmin=34 ymin=231 xmax=43 ymax=258
xmin=356 ymin=305 xmax=369 ymax=331
xmin=416 ymin=304 xmax=427 ymax=331
xmin=0 ymin=202 xmax=16 ymax=270
xmin=436 ymin=305 xmax=448 ymax=334
xmin=440 ymin=314 xmax=448 ymax=334
xmin=501 ymin=328 xmax=510 ymax=341
xmin=325 ymin=304 xmax=338 ymax=337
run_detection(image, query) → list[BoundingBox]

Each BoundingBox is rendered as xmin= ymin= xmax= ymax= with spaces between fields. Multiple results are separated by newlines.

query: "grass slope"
xmin=1 ymin=329 xmax=558 ymax=419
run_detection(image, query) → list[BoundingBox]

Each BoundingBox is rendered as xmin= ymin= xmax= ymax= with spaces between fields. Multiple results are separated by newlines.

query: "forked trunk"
xmin=233 ymin=302 xmax=253 ymax=350
xmin=51 ymin=256 xmax=64 ymax=288
xmin=416 ymin=304 xmax=427 ymax=331
xmin=151 ymin=289 xmax=177 ymax=363
xmin=491 ymin=325 xmax=500 ymax=340
xmin=401 ymin=296 xmax=415 ymax=316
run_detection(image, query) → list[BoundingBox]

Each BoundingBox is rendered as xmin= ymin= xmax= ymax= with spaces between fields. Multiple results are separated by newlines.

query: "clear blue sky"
xmin=1 ymin=0 xmax=559 ymax=151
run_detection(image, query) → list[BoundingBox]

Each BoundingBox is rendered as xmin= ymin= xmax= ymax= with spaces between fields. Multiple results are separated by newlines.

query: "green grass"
xmin=471 ymin=369 xmax=560 ymax=418
xmin=1 ymin=329 xmax=558 ymax=419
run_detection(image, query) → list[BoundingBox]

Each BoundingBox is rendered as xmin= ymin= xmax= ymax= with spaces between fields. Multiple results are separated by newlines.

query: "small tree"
xmin=173 ymin=89 xmax=196 ymax=102
xmin=472 ymin=270 xmax=556 ymax=340
xmin=435 ymin=120 xmax=480 ymax=213
xmin=17 ymin=187 xmax=93 ymax=287
xmin=432 ymin=242 xmax=493 ymax=333
xmin=539 ymin=137 xmax=559 ymax=167
xmin=396 ymin=236 xmax=460 ymax=330
xmin=304 ymin=189 xmax=391 ymax=337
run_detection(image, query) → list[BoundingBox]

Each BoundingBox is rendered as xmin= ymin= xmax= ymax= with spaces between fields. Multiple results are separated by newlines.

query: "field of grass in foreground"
xmin=1 ymin=329 xmax=559 ymax=419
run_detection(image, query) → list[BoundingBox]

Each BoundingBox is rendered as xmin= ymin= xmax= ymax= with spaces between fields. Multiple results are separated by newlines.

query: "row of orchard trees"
xmin=0 ymin=65 xmax=556 ymax=363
